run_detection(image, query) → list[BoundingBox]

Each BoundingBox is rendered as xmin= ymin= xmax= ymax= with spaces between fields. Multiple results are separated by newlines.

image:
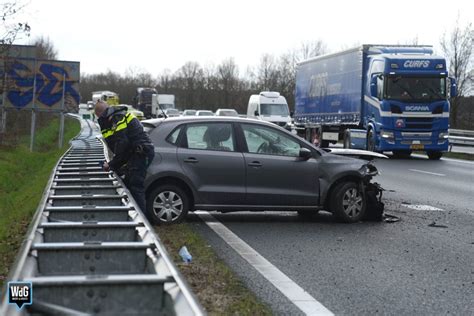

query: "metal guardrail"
xmin=1 ymin=117 xmax=205 ymax=315
xmin=449 ymin=128 xmax=474 ymax=147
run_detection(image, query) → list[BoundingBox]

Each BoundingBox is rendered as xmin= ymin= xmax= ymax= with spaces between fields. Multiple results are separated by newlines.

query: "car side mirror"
xmin=254 ymin=110 xmax=259 ymax=116
xmin=370 ymin=75 xmax=378 ymax=98
xmin=290 ymin=111 xmax=294 ymax=118
xmin=449 ymin=77 xmax=457 ymax=97
xmin=299 ymin=147 xmax=312 ymax=160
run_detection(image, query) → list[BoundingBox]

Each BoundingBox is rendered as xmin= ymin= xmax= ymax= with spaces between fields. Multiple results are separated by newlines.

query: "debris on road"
xmin=179 ymin=246 xmax=193 ymax=263
xmin=428 ymin=222 xmax=448 ymax=228
xmin=383 ymin=214 xmax=400 ymax=223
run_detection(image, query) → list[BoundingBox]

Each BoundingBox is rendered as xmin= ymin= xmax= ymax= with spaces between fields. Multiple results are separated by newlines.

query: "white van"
xmin=247 ymin=91 xmax=292 ymax=130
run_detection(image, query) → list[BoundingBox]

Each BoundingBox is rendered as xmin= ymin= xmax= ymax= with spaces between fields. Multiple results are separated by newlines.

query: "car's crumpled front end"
xmin=358 ymin=161 xmax=384 ymax=221
xmin=319 ymin=152 xmax=385 ymax=222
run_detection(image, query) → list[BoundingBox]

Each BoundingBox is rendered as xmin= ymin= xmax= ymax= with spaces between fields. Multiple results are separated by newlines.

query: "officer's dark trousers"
xmin=124 ymin=151 xmax=154 ymax=216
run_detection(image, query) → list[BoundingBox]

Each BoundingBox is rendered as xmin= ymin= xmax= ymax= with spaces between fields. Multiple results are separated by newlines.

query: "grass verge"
xmin=0 ymin=117 xmax=80 ymax=288
xmin=157 ymin=223 xmax=272 ymax=315
xmin=443 ymin=151 xmax=474 ymax=160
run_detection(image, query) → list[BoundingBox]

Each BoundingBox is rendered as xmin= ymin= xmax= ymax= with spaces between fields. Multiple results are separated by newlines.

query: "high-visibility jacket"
xmin=98 ymin=105 xmax=153 ymax=171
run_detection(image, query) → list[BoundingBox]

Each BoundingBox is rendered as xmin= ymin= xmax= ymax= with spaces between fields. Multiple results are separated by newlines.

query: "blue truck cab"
xmin=294 ymin=45 xmax=457 ymax=160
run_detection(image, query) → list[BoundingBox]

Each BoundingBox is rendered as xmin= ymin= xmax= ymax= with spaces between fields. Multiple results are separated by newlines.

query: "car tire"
xmin=427 ymin=151 xmax=442 ymax=160
xmin=146 ymin=184 xmax=189 ymax=225
xmin=343 ymin=130 xmax=351 ymax=149
xmin=367 ymin=129 xmax=375 ymax=152
xmin=330 ymin=181 xmax=366 ymax=223
xmin=321 ymin=140 xmax=330 ymax=148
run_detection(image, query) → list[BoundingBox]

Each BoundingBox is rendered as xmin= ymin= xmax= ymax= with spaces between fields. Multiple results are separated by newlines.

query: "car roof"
xmin=142 ymin=115 xmax=264 ymax=128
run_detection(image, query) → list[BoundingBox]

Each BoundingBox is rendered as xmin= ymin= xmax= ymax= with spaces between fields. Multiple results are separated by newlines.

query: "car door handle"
xmin=184 ymin=157 xmax=199 ymax=163
xmin=248 ymin=161 xmax=262 ymax=167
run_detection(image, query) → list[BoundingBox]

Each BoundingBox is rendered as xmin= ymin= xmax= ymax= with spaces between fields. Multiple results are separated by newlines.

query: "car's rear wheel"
xmin=330 ymin=181 xmax=366 ymax=223
xmin=147 ymin=184 xmax=189 ymax=225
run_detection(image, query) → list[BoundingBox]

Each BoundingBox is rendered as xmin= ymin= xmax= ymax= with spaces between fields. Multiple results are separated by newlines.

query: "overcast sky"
xmin=20 ymin=0 xmax=473 ymax=76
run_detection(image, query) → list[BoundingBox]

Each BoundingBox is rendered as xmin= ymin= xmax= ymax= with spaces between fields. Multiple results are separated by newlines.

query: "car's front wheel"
xmin=146 ymin=184 xmax=189 ymax=225
xmin=330 ymin=181 xmax=366 ymax=223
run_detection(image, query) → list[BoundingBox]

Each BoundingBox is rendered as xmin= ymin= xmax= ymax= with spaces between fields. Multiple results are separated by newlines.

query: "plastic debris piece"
xmin=428 ymin=222 xmax=448 ymax=228
xmin=179 ymin=246 xmax=192 ymax=263
xmin=383 ymin=214 xmax=400 ymax=223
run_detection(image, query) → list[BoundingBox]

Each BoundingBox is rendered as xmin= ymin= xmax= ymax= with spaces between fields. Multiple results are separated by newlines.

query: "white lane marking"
xmin=195 ymin=210 xmax=333 ymax=316
xmin=409 ymin=169 xmax=446 ymax=177
xmin=402 ymin=204 xmax=444 ymax=211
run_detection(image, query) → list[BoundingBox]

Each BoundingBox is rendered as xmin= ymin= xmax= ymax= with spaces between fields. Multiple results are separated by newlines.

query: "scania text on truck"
xmin=134 ymin=87 xmax=158 ymax=118
xmin=294 ymin=45 xmax=457 ymax=160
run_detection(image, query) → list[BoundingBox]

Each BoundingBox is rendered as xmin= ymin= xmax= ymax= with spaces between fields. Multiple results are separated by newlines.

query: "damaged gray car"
xmin=143 ymin=117 xmax=385 ymax=224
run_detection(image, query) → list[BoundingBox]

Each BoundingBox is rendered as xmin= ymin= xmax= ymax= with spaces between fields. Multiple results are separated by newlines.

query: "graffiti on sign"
xmin=1 ymin=58 xmax=80 ymax=111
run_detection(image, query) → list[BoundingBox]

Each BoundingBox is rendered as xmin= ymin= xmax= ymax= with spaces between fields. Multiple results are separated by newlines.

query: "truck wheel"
xmin=146 ymin=184 xmax=189 ymax=225
xmin=367 ymin=129 xmax=375 ymax=152
xmin=330 ymin=182 xmax=366 ymax=223
xmin=427 ymin=151 xmax=442 ymax=160
xmin=343 ymin=130 xmax=351 ymax=148
xmin=392 ymin=150 xmax=412 ymax=159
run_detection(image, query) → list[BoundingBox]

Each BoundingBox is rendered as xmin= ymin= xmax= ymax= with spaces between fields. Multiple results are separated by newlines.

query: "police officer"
xmin=94 ymin=101 xmax=155 ymax=215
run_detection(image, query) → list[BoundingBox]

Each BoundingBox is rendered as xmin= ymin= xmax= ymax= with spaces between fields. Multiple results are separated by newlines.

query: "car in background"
xmin=164 ymin=108 xmax=180 ymax=117
xmin=215 ymin=108 xmax=239 ymax=117
xmin=142 ymin=116 xmax=385 ymax=225
xmin=182 ymin=109 xmax=197 ymax=116
xmin=118 ymin=104 xmax=145 ymax=120
xmin=195 ymin=110 xmax=214 ymax=116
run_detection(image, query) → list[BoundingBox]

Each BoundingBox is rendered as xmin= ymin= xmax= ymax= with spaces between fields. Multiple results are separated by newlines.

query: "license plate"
xmin=410 ymin=144 xmax=424 ymax=150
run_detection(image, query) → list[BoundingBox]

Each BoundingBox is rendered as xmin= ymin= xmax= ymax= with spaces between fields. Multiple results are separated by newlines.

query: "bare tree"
xmin=217 ymin=58 xmax=239 ymax=107
xmin=0 ymin=1 xmax=30 ymax=53
xmin=440 ymin=17 xmax=473 ymax=127
xmin=255 ymin=54 xmax=280 ymax=91
xmin=177 ymin=61 xmax=203 ymax=107
xmin=295 ymin=39 xmax=327 ymax=63
xmin=31 ymin=36 xmax=58 ymax=59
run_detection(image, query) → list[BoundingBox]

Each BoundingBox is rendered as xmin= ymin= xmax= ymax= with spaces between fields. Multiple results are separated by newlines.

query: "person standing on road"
xmin=94 ymin=100 xmax=155 ymax=216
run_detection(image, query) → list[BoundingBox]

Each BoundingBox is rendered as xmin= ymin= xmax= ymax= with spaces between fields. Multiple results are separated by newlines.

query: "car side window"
xmin=166 ymin=127 xmax=182 ymax=145
xmin=185 ymin=123 xmax=235 ymax=152
xmin=242 ymin=124 xmax=300 ymax=157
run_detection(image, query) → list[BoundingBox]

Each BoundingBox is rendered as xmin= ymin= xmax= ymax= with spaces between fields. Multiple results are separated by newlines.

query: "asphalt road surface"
xmin=188 ymin=154 xmax=473 ymax=315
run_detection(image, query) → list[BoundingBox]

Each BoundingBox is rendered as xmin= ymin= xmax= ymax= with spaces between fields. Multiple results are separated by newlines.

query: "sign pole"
xmin=29 ymin=60 xmax=37 ymax=152
xmin=58 ymin=75 xmax=66 ymax=148
xmin=1 ymin=65 xmax=7 ymax=136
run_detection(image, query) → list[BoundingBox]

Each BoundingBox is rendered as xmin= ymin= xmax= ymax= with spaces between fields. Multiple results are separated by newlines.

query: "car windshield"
xmin=385 ymin=76 xmax=446 ymax=102
xmin=260 ymin=103 xmax=289 ymax=116
xmin=166 ymin=109 xmax=179 ymax=114
xmin=184 ymin=110 xmax=196 ymax=115
xmin=139 ymin=91 xmax=155 ymax=103
xmin=218 ymin=110 xmax=238 ymax=116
